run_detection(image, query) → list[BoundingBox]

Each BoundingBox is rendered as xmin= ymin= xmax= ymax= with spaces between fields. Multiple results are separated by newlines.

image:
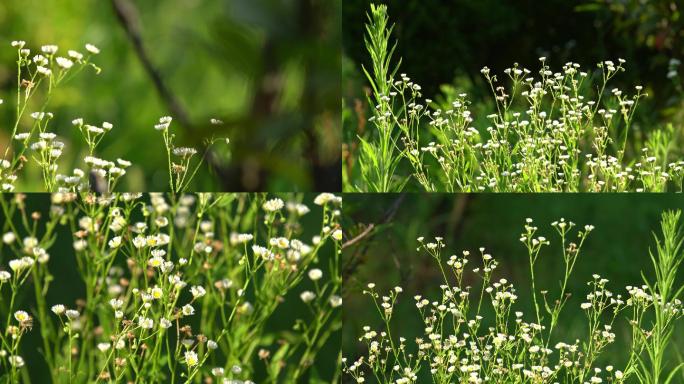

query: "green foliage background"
xmin=343 ymin=194 xmax=684 ymax=383
xmin=0 ymin=0 xmax=341 ymax=192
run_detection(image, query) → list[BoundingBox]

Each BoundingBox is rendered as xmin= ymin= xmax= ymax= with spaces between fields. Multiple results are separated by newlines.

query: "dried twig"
xmin=342 ymin=224 xmax=375 ymax=250
xmin=342 ymin=194 xmax=405 ymax=285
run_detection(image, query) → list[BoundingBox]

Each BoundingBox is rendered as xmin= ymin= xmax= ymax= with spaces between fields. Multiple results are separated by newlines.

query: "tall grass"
xmin=356 ymin=4 xmax=405 ymax=192
xmin=625 ymin=211 xmax=684 ymax=383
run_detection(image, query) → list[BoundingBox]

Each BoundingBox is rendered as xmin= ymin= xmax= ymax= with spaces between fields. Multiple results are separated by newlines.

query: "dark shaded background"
xmin=344 ymin=0 xmax=680 ymax=98
xmin=0 ymin=0 xmax=341 ymax=192
xmin=343 ymin=194 xmax=684 ymax=383
xmin=343 ymin=0 xmax=684 ymax=189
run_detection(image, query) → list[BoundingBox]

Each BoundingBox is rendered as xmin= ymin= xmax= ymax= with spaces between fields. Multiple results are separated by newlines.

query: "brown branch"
xmin=110 ymin=0 xmax=192 ymax=129
xmin=110 ymin=0 xmax=240 ymax=189
xmin=342 ymin=194 xmax=405 ymax=285
xmin=110 ymin=0 xmax=337 ymax=191
xmin=342 ymin=223 xmax=375 ymax=250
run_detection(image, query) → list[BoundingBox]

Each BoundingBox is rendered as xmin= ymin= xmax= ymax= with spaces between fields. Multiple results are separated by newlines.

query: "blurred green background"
xmin=342 ymin=0 xmax=684 ymax=190
xmin=0 ymin=193 xmax=340 ymax=383
xmin=0 ymin=0 xmax=341 ymax=192
xmin=343 ymin=194 xmax=684 ymax=383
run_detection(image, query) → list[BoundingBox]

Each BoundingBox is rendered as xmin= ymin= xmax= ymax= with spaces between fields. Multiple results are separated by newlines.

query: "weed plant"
xmin=0 ymin=192 xmax=342 ymax=383
xmin=351 ymin=4 xmax=684 ymax=192
xmin=344 ymin=211 xmax=684 ymax=383
xmin=0 ymin=41 xmax=228 ymax=193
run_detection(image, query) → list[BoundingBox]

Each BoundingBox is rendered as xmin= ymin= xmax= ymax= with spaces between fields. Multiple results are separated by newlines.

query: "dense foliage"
xmin=0 ymin=193 xmax=342 ymax=383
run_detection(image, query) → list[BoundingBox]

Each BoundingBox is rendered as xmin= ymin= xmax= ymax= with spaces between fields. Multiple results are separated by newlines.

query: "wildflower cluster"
xmin=344 ymin=211 xmax=684 ymax=384
xmin=0 ymin=192 xmax=342 ymax=383
xmin=154 ymin=117 xmax=230 ymax=193
xmin=352 ymin=4 xmax=684 ymax=192
xmin=0 ymin=41 xmax=229 ymax=193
